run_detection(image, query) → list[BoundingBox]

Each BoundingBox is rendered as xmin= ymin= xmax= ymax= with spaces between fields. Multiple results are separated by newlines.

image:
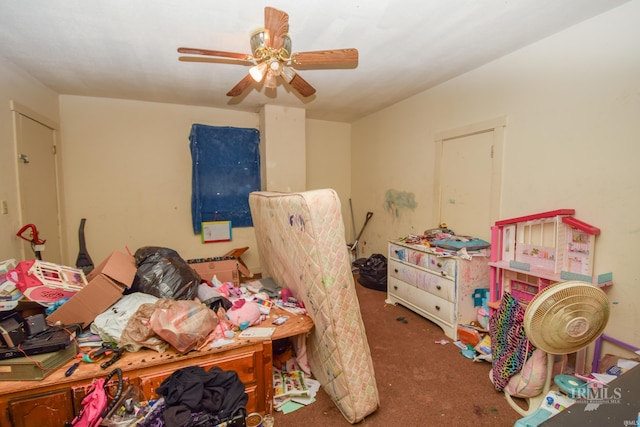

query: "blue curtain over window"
xmin=190 ymin=124 xmax=260 ymax=234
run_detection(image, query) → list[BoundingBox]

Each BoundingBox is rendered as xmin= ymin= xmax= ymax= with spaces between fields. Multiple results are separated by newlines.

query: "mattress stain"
xmin=322 ymin=276 xmax=335 ymax=288
xmin=289 ymin=213 xmax=305 ymax=231
xmin=385 ymin=189 xmax=417 ymax=218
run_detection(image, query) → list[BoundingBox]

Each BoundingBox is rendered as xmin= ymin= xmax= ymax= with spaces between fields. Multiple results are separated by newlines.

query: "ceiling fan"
xmin=178 ymin=6 xmax=358 ymax=98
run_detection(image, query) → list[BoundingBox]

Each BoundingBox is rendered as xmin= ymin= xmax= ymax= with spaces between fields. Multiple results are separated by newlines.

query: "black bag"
xmin=356 ymin=254 xmax=388 ymax=292
xmin=129 ymin=246 xmax=201 ymax=300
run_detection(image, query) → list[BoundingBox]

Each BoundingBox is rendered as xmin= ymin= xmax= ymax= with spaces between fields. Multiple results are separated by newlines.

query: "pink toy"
xmin=280 ymin=287 xmax=293 ymax=302
xmin=227 ymin=299 xmax=262 ymax=327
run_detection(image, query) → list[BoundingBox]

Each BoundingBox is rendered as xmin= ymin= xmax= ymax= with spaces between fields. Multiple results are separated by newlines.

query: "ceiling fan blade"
xmin=177 ymin=47 xmax=251 ymax=60
xmin=226 ymin=74 xmax=255 ymax=97
xmin=291 ymin=49 xmax=359 ymax=68
xmin=288 ymin=73 xmax=316 ymax=97
xmin=179 ymin=56 xmax=254 ymax=66
xmin=264 ymin=6 xmax=289 ymax=50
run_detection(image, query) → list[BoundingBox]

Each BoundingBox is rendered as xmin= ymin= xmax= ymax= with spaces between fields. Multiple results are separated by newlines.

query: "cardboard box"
xmin=188 ymin=259 xmax=240 ymax=286
xmin=46 ymin=251 xmax=137 ymax=327
xmin=187 ymin=247 xmax=252 ymax=286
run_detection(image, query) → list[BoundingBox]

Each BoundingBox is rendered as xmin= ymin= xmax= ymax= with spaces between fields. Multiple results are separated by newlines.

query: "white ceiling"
xmin=0 ymin=1 xmax=629 ymax=123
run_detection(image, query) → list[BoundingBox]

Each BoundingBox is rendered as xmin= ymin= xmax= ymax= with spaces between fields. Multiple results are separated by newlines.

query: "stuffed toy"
xmin=227 ymin=298 xmax=263 ymax=328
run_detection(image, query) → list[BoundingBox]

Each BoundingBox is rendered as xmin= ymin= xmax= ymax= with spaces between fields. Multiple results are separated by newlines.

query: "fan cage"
xmin=523 ymin=281 xmax=609 ymax=355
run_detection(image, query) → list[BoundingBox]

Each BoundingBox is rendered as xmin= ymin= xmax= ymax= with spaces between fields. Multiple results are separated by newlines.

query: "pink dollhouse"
xmin=489 ymin=209 xmax=612 ymax=305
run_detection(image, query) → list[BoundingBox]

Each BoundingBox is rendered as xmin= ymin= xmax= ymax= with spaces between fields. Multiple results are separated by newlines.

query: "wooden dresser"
xmin=0 ymin=339 xmax=272 ymax=427
xmin=0 ymin=307 xmax=314 ymax=427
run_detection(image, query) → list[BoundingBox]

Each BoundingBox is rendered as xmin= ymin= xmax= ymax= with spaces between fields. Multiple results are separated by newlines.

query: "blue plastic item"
xmin=513 ymin=408 xmax=554 ymax=427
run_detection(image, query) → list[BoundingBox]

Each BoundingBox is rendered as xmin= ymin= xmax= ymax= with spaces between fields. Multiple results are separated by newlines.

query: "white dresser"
xmin=385 ymin=240 xmax=490 ymax=340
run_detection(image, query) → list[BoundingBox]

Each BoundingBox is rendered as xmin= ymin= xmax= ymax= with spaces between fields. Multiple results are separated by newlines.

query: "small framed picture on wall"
xmin=201 ymin=221 xmax=232 ymax=243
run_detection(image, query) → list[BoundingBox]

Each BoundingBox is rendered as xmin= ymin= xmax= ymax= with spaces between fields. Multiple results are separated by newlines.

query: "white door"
xmin=15 ymin=109 xmax=63 ymax=263
xmin=434 ymin=117 xmax=505 ymax=242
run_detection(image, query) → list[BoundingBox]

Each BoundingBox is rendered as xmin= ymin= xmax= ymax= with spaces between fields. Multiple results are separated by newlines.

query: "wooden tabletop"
xmin=0 ymin=306 xmax=313 ymax=393
xmin=257 ymin=306 xmax=314 ymax=341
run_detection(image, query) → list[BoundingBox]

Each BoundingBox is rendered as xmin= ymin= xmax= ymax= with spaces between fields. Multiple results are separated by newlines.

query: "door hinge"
xmin=52 ymin=145 xmax=57 ymax=155
xmin=490 ymin=145 xmax=494 ymax=159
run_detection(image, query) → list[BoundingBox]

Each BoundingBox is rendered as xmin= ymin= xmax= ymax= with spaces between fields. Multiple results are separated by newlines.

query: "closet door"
xmin=13 ymin=103 xmax=63 ymax=263
xmin=433 ymin=117 xmax=505 ymax=241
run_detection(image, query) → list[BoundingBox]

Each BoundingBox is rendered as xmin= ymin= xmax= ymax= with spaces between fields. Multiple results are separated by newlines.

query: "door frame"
xmin=10 ymin=100 xmax=66 ymax=263
xmin=433 ymin=116 xmax=506 ymax=230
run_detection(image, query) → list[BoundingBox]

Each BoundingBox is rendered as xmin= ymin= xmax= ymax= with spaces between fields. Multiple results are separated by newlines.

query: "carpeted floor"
xmin=272 ymin=279 xmax=521 ymax=426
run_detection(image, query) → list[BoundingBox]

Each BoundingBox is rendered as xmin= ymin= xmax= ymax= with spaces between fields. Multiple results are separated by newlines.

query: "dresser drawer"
xmin=388 ymin=276 xmax=411 ymax=301
xmin=389 ymin=259 xmax=454 ymax=302
xmin=424 ymin=254 xmax=456 ymax=278
xmin=388 ymin=259 xmax=417 ymax=284
xmin=138 ymin=351 xmax=257 ymax=400
xmin=414 ymin=268 xmax=455 ymax=302
xmin=389 ymin=276 xmax=454 ymax=325
xmin=408 ymin=288 xmax=454 ymax=324
xmin=389 ymin=243 xmax=456 ymax=277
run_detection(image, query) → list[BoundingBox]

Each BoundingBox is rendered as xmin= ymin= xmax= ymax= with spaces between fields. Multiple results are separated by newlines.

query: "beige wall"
xmin=306 ymin=119 xmax=352 ymax=241
xmin=351 ymin=2 xmax=640 ymax=355
xmin=58 ymin=96 xmax=264 ymax=271
xmin=58 ymin=96 xmax=352 ymax=275
xmin=0 ymin=59 xmax=61 ymax=261
xmin=260 ymin=104 xmax=306 ymax=192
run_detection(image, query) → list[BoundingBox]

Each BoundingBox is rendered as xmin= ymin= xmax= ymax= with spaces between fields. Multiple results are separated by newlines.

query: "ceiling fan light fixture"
xmin=178 ymin=6 xmax=357 ymax=98
xmin=268 ymin=59 xmax=282 ymax=74
xmin=249 ymin=62 xmax=267 ymax=82
xmin=250 ymin=30 xmax=265 ymax=55
xmin=264 ymin=71 xmax=277 ymax=89
xmin=250 ymin=30 xmax=292 ymax=60
xmin=281 ymin=66 xmax=296 ymax=83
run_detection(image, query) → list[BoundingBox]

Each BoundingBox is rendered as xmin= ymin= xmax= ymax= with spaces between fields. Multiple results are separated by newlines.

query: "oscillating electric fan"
xmin=505 ymin=280 xmax=610 ymax=416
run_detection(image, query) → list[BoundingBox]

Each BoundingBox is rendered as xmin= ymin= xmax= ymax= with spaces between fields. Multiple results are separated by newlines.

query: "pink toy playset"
xmin=489 ymin=209 xmax=612 ymax=305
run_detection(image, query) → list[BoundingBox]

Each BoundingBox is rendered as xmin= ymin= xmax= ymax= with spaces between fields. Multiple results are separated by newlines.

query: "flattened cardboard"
xmin=87 ymin=250 xmax=136 ymax=284
xmin=46 ymin=251 xmax=137 ymax=327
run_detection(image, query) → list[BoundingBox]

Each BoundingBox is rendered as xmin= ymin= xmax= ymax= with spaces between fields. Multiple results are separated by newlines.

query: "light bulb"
xmin=269 ymin=60 xmax=281 ymax=74
xmin=249 ymin=62 xmax=267 ymax=82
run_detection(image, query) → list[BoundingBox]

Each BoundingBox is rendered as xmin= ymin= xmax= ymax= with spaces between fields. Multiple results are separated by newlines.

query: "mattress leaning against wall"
xmin=249 ymin=189 xmax=380 ymax=423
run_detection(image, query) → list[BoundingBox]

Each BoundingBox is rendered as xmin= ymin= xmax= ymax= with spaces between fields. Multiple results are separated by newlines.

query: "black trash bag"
xmin=356 ymin=253 xmax=388 ymax=292
xmin=129 ymin=246 xmax=201 ymax=300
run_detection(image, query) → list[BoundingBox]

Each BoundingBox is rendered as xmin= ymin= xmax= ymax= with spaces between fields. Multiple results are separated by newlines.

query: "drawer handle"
xmin=393 ymin=285 xmax=398 ymax=291
xmin=435 ymin=305 xmax=440 ymax=311
xmin=436 ymin=285 xmax=441 ymax=290
xmin=437 ymin=262 xmax=443 ymax=268
xmin=440 ymin=271 xmax=446 ymax=277
xmin=394 ymin=268 xmax=399 ymax=273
